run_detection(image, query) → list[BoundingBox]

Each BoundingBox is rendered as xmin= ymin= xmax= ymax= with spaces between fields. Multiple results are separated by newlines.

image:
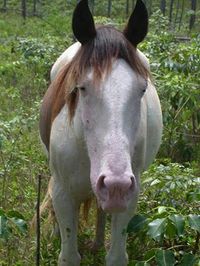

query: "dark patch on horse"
xmin=66 ymin=227 xmax=71 ymax=238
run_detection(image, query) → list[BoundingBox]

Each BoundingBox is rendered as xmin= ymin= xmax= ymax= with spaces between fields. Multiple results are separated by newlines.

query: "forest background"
xmin=0 ymin=0 xmax=200 ymax=265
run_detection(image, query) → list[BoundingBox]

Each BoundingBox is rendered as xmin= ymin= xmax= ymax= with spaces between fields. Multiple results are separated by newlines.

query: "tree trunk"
xmin=160 ymin=0 xmax=166 ymax=15
xmin=189 ymin=0 xmax=197 ymax=30
xmin=126 ymin=0 xmax=130 ymax=17
xmin=175 ymin=0 xmax=180 ymax=28
xmin=169 ymin=0 xmax=174 ymax=29
xmin=178 ymin=0 xmax=185 ymax=30
xmin=108 ymin=0 xmax=112 ymax=17
xmin=22 ymin=0 xmax=27 ymax=19
xmin=33 ymin=0 xmax=37 ymax=15
xmin=2 ymin=0 xmax=7 ymax=12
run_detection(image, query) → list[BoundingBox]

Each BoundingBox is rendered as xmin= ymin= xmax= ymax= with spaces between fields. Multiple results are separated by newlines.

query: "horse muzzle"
xmin=96 ymin=173 xmax=136 ymax=213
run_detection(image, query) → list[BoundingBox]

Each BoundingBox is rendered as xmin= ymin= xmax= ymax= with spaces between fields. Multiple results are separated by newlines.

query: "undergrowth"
xmin=0 ymin=5 xmax=199 ymax=266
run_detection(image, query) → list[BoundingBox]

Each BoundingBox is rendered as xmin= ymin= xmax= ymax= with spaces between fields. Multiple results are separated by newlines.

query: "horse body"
xmin=39 ymin=1 xmax=162 ymax=265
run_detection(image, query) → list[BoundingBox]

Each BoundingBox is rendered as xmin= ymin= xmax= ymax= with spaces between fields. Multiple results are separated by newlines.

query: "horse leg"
xmin=106 ymin=196 xmax=138 ymax=266
xmin=91 ymin=206 xmax=106 ymax=252
xmin=105 ymin=213 xmax=129 ymax=266
xmin=52 ymin=179 xmax=81 ymax=266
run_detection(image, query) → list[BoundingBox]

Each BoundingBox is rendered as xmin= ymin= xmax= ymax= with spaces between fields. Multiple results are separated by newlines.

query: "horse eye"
xmin=143 ymin=84 xmax=148 ymax=94
xmin=79 ymin=87 xmax=86 ymax=91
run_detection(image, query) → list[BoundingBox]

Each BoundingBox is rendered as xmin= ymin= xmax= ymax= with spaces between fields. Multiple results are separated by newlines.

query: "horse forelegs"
xmin=106 ymin=196 xmax=138 ymax=266
xmin=106 ymin=213 xmax=129 ymax=266
xmin=52 ymin=181 xmax=81 ymax=266
xmin=91 ymin=206 xmax=106 ymax=252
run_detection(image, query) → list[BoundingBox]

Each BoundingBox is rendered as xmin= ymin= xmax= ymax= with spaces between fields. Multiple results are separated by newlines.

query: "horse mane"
xmin=52 ymin=26 xmax=150 ymax=121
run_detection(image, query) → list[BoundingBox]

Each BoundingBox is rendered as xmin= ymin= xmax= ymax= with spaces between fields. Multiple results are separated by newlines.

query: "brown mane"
xmin=40 ymin=25 xmax=150 ymax=151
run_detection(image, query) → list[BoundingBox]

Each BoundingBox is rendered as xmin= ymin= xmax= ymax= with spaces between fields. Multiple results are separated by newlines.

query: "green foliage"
xmin=141 ymin=17 xmax=200 ymax=161
xmin=0 ymin=2 xmax=199 ymax=265
xmin=188 ymin=215 xmax=200 ymax=233
xmin=180 ymin=253 xmax=198 ymax=266
xmin=155 ymin=250 xmax=176 ymax=266
xmin=0 ymin=209 xmax=28 ymax=240
xmin=147 ymin=218 xmax=167 ymax=241
xmin=127 ymin=214 xmax=147 ymax=234
xmin=127 ymin=161 xmax=200 ymax=265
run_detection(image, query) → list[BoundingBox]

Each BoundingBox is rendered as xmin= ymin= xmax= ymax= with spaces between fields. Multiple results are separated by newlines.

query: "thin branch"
xmin=174 ymin=96 xmax=191 ymax=120
xmin=167 ymin=244 xmax=188 ymax=250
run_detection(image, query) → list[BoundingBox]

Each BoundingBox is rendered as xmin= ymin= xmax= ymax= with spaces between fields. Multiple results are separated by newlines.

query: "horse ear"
xmin=124 ymin=0 xmax=148 ymax=47
xmin=72 ymin=0 xmax=96 ymax=45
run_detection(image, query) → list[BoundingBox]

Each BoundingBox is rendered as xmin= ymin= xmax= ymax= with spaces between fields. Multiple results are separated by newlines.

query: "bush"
xmin=127 ymin=161 xmax=200 ymax=265
xmin=140 ymin=20 xmax=200 ymax=162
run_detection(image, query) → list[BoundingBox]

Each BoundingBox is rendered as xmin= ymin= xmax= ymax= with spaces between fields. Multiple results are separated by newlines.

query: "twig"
xmin=36 ymin=174 xmax=42 ymax=266
xmin=167 ymin=244 xmax=188 ymax=250
xmin=174 ymin=96 xmax=190 ymax=120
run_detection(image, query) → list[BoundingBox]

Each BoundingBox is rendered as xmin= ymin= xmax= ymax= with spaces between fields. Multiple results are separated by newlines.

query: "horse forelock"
xmin=51 ymin=25 xmax=150 ymax=124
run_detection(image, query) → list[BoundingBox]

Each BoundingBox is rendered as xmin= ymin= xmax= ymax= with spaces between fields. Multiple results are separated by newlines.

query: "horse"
xmin=39 ymin=0 xmax=162 ymax=265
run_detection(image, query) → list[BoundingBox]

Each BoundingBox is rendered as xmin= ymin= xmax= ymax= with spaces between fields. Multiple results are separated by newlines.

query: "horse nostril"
xmin=96 ymin=174 xmax=136 ymax=202
xmin=97 ymin=175 xmax=106 ymax=188
xmin=130 ymin=175 xmax=136 ymax=190
xmin=96 ymin=175 xmax=108 ymax=200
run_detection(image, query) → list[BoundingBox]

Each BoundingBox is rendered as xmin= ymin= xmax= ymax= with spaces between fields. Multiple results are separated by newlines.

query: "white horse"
xmin=39 ymin=0 xmax=162 ymax=265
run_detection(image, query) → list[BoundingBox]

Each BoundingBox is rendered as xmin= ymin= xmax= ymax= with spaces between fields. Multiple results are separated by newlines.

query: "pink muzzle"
xmin=96 ymin=173 xmax=136 ymax=213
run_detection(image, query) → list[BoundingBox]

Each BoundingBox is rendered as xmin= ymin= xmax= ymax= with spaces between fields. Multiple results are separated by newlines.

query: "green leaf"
xmin=188 ymin=215 xmax=200 ymax=233
xmin=148 ymin=218 xmax=167 ymax=241
xmin=169 ymin=214 xmax=185 ymax=236
xmin=135 ymin=262 xmax=150 ymax=266
xmin=9 ymin=218 xmax=28 ymax=234
xmin=165 ymin=219 xmax=177 ymax=239
xmin=0 ymin=135 xmax=3 ymax=149
xmin=127 ymin=215 xmax=147 ymax=234
xmin=186 ymin=190 xmax=200 ymax=202
xmin=0 ymin=209 xmax=5 ymax=216
xmin=7 ymin=210 xmax=25 ymax=220
xmin=129 ymin=261 xmax=150 ymax=266
xmin=0 ymin=215 xmax=10 ymax=239
xmin=150 ymin=179 xmax=161 ymax=186
xmin=128 ymin=260 xmax=138 ymax=266
xmin=179 ymin=253 xmax=197 ymax=266
xmin=144 ymin=248 xmax=160 ymax=260
xmin=158 ymin=206 xmax=167 ymax=214
xmin=155 ymin=250 xmax=176 ymax=266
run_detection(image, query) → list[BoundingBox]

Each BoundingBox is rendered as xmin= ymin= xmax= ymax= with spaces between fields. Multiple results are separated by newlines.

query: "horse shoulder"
xmin=136 ymin=49 xmax=162 ymax=168
xmin=39 ymin=42 xmax=81 ymax=152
